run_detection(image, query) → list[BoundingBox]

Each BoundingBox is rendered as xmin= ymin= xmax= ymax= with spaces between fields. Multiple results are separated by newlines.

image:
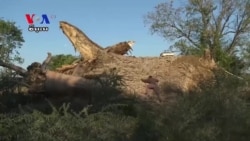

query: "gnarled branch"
xmin=0 ymin=60 xmax=27 ymax=76
xmin=104 ymin=41 xmax=135 ymax=55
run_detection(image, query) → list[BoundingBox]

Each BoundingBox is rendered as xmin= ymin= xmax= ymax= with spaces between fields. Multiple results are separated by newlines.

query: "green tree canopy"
xmin=48 ymin=54 xmax=79 ymax=70
xmin=144 ymin=0 xmax=250 ymax=74
xmin=0 ymin=19 xmax=24 ymax=64
xmin=0 ymin=19 xmax=25 ymax=93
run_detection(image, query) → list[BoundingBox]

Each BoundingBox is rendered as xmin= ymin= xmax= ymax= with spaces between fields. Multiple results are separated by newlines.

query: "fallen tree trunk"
xmin=27 ymin=53 xmax=96 ymax=103
xmin=0 ymin=21 xmax=218 ymax=103
xmin=28 ymin=70 xmax=93 ymax=103
xmin=59 ymin=21 xmax=217 ymax=97
xmin=0 ymin=53 xmax=95 ymax=103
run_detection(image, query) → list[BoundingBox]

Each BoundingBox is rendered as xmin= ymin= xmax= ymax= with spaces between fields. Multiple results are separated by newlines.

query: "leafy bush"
xmin=0 ymin=103 xmax=138 ymax=141
xmin=139 ymin=72 xmax=250 ymax=141
xmin=160 ymin=92 xmax=250 ymax=141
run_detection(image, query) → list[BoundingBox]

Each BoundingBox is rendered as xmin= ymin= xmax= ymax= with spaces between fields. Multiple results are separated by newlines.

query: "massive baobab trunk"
xmin=0 ymin=21 xmax=217 ymax=102
xmin=58 ymin=21 xmax=217 ymax=97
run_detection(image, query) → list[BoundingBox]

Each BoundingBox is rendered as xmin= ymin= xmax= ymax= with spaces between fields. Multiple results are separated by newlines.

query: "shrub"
xmin=141 ymin=72 xmax=250 ymax=141
xmin=0 ymin=103 xmax=138 ymax=141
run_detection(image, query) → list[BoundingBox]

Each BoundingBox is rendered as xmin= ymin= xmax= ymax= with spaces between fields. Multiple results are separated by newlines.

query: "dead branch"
xmin=104 ymin=41 xmax=135 ymax=55
xmin=41 ymin=52 xmax=52 ymax=71
xmin=56 ymin=64 xmax=77 ymax=72
xmin=219 ymin=67 xmax=244 ymax=80
xmin=173 ymin=24 xmax=200 ymax=48
xmin=226 ymin=8 xmax=249 ymax=54
xmin=0 ymin=60 xmax=27 ymax=76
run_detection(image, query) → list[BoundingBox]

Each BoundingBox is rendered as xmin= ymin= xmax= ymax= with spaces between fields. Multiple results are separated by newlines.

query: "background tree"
xmin=144 ymin=0 xmax=250 ymax=74
xmin=0 ymin=19 xmax=25 ymax=93
xmin=48 ymin=54 xmax=79 ymax=70
xmin=0 ymin=19 xmax=24 ymax=64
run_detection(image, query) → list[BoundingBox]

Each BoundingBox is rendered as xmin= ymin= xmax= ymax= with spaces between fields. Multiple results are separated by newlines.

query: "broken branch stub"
xmin=26 ymin=52 xmax=53 ymax=86
xmin=60 ymin=21 xmax=104 ymax=62
xmin=41 ymin=52 xmax=52 ymax=71
xmin=104 ymin=41 xmax=135 ymax=55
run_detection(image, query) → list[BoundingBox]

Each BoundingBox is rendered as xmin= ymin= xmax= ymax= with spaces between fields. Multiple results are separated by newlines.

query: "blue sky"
xmin=0 ymin=0 xmax=172 ymax=68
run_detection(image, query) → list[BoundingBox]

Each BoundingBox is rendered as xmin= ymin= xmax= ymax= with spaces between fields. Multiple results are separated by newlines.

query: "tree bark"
xmin=104 ymin=41 xmax=135 ymax=55
xmin=58 ymin=21 xmax=217 ymax=96
xmin=60 ymin=21 xmax=104 ymax=63
xmin=0 ymin=21 xmax=218 ymax=101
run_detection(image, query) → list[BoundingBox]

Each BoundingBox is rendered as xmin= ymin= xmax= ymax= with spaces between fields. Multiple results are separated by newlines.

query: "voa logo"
xmin=25 ymin=14 xmax=56 ymax=33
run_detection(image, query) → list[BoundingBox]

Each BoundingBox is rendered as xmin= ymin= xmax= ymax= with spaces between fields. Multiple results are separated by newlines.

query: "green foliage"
xmin=0 ymin=70 xmax=24 ymax=95
xmin=143 ymin=72 xmax=250 ymax=141
xmin=0 ymin=71 xmax=15 ymax=93
xmin=242 ymin=45 xmax=250 ymax=72
xmin=0 ymin=18 xmax=24 ymax=64
xmin=0 ymin=103 xmax=138 ymax=141
xmin=161 ymin=94 xmax=250 ymax=141
xmin=132 ymin=105 xmax=163 ymax=141
xmin=94 ymin=68 xmax=125 ymax=91
xmin=161 ymin=93 xmax=250 ymax=141
xmin=90 ymin=68 xmax=129 ymax=104
xmin=0 ymin=19 xmax=25 ymax=97
xmin=47 ymin=54 xmax=78 ymax=70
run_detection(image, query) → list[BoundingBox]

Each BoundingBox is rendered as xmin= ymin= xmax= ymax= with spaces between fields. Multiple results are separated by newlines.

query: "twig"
xmin=219 ymin=67 xmax=244 ymax=80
